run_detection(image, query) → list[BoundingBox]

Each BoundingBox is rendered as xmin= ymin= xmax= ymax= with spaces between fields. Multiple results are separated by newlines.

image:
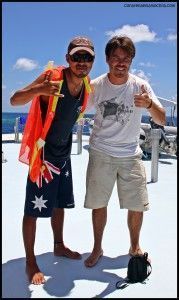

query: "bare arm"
xmin=10 ymin=72 xmax=64 ymax=106
xmin=146 ymin=100 xmax=166 ymax=126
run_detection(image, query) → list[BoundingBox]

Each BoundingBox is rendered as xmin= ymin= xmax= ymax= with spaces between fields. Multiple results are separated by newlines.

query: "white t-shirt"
xmin=86 ymin=73 xmax=163 ymax=157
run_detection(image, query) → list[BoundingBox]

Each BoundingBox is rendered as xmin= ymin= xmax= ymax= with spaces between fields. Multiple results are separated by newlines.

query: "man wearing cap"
xmin=10 ymin=36 xmax=95 ymax=285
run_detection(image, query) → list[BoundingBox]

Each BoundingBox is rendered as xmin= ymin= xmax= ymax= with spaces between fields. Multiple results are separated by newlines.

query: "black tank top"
xmin=40 ymin=70 xmax=84 ymax=164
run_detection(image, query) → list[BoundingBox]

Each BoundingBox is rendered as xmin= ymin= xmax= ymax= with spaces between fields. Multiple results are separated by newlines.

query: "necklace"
xmin=71 ymin=81 xmax=83 ymax=92
xmin=67 ymin=69 xmax=83 ymax=93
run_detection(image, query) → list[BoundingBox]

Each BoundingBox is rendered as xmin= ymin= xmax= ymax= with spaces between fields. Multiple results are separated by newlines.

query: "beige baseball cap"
xmin=68 ymin=36 xmax=95 ymax=56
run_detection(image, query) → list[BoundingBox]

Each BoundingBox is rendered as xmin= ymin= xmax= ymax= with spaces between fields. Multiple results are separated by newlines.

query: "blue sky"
xmin=2 ymin=2 xmax=177 ymax=115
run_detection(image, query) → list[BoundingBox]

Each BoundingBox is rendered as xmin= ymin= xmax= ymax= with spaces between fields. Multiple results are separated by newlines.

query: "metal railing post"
xmin=76 ymin=121 xmax=83 ymax=154
xmin=151 ymin=128 xmax=161 ymax=182
xmin=14 ymin=117 xmax=20 ymax=143
xmin=2 ymin=151 xmax=7 ymax=163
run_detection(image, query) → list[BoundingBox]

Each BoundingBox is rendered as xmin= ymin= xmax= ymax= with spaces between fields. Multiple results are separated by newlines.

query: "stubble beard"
xmin=71 ymin=67 xmax=89 ymax=78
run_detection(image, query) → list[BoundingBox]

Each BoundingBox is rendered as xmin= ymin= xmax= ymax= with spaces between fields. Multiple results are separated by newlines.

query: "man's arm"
xmin=145 ymin=99 xmax=166 ymax=126
xmin=10 ymin=72 xmax=64 ymax=106
xmin=134 ymin=85 xmax=166 ymax=126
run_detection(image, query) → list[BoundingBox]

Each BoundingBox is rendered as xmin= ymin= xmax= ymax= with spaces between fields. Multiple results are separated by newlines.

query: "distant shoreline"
xmin=2 ymin=111 xmax=177 ymax=117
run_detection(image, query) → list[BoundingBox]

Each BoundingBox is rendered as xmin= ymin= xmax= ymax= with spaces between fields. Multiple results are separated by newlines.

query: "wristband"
xmin=146 ymin=99 xmax=152 ymax=109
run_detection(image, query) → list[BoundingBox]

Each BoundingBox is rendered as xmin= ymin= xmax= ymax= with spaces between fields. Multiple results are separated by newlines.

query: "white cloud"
xmin=89 ymin=26 xmax=96 ymax=32
xmin=131 ymin=68 xmax=151 ymax=82
xmin=139 ymin=62 xmax=156 ymax=68
xmin=13 ymin=58 xmax=39 ymax=71
xmin=2 ymin=84 xmax=6 ymax=89
xmin=106 ymin=24 xmax=158 ymax=43
xmin=167 ymin=33 xmax=177 ymax=41
xmin=9 ymin=90 xmax=15 ymax=97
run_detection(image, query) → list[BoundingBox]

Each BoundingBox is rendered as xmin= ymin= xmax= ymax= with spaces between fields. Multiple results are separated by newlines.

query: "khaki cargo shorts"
xmin=84 ymin=148 xmax=149 ymax=211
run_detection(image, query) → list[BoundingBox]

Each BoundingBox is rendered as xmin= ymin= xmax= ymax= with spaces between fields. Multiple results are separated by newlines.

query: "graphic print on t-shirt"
xmin=98 ymin=96 xmax=134 ymax=125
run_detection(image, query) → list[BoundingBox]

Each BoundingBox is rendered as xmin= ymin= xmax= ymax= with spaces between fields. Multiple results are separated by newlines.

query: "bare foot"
xmin=54 ymin=242 xmax=81 ymax=259
xmin=84 ymin=249 xmax=103 ymax=267
xmin=129 ymin=247 xmax=151 ymax=264
xmin=26 ymin=260 xmax=46 ymax=285
xmin=129 ymin=247 xmax=143 ymax=256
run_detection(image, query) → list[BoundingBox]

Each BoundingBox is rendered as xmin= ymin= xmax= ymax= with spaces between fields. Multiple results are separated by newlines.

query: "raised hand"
xmin=39 ymin=71 xmax=64 ymax=97
xmin=134 ymin=85 xmax=152 ymax=109
xmin=10 ymin=70 xmax=64 ymax=106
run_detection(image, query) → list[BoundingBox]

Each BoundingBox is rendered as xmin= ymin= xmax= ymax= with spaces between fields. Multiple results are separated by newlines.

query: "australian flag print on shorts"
xmin=24 ymin=158 xmax=74 ymax=217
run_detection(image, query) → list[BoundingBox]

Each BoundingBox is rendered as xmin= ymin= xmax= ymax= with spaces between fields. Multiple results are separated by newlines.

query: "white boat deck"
xmin=2 ymin=136 xmax=177 ymax=298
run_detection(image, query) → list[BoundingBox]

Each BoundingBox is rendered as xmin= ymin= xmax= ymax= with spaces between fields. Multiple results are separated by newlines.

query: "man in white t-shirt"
xmin=84 ymin=36 xmax=166 ymax=267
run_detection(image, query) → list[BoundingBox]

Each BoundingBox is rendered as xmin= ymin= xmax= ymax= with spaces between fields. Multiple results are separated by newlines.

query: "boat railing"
xmin=12 ymin=118 xmax=169 ymax=183
xmin=150 ymin=129 xmax=161 ymax=182
xmin=14 ymin=117 xmax=20 ymax=143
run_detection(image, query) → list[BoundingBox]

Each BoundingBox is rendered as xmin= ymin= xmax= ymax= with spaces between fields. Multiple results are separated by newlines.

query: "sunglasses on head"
xmin=69 ymin=53 xmax=94 ymax=63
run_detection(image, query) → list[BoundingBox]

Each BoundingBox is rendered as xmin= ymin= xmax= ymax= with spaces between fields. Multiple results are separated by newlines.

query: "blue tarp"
xmin=19 ymin=116 xmax=27 ymax=125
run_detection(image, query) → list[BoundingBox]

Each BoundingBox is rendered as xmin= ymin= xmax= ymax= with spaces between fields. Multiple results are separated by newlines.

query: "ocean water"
xmin=2 ymin=113 xmax=28 ymax=134
xmin=2 ymin=112 xmax=177 ymax=134
xmin=2 ymin=112 xmax=95 ymax=134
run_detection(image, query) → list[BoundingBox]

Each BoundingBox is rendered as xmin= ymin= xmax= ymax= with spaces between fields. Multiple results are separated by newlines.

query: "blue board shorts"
xmin=24 ymin=158 xmax=74 ymax=218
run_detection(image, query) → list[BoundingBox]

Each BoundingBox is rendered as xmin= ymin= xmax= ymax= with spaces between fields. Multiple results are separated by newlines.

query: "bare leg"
xmin=22 ymin=216 xmax=45 ymax=285
xmin=51 ymin=208 xmax=81 ymax=259
xmin=84 ymin=207 xmax=107 ymax=267
xmin=128 ymin=210 xmax=143 ymax=255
